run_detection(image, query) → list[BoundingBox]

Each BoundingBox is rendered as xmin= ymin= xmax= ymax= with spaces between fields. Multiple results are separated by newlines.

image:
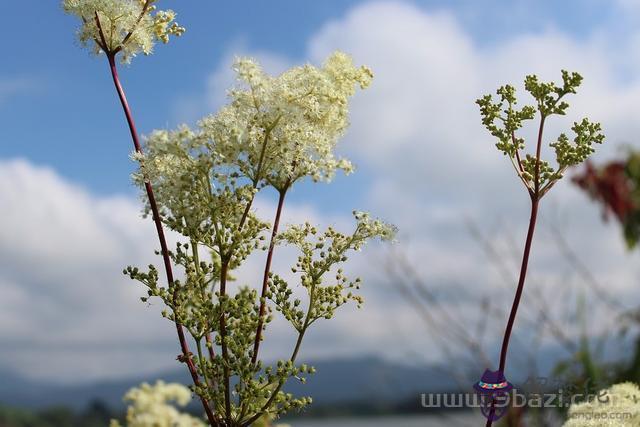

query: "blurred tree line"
xmin=0 ymin=400 xmax=113 ymax=427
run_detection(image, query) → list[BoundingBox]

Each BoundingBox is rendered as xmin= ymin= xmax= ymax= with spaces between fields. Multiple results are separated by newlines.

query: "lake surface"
xmin=286 ymin=413 xmax=480 ymax=427
xmin=285 ymin=412 xmax=564 ymax=427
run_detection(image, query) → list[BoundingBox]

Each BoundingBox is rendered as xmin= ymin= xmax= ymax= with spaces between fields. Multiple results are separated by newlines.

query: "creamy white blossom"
xmin=135 ymin=52 xmax=375 ymax=245
xmin=563 ymin=382 xmax=640 ymax=427
xmin=110 ymin=381 xmax=206 ymax=427
xmin=63 ymin=0 xmax=184 ymax=63
xmin=125 ymin=52 xmax=394 ymax=424
xmin=199 ymin=51 xmax=373 ymax=189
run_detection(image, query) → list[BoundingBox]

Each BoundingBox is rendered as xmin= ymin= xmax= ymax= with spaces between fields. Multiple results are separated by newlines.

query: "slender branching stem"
xmin=115 ymin=0 xmax=151 ymax=53
xmin=104 ymin=52 xmax=220 ymax=427
xmin=236 ymin=120 xmax=279 ymax=233
xmin=238 ymin=184 xmax=290 ymax=423
xmin=533 ymin=116 xmax=546 ymax=194
xmin=497 ymin=196 xmax=539 ymax=374
xmin=240 ymin=281 xmax=315 ymax=427
xmin=191 ymin=240 xmax=218 ymax=379
xmin=251 ymin=186 xmax=289 ymax=365
xmin=241 ymin=235 xmax=359 ymax=427
xmin=218 ymin=260 xmax=233 ymax=425
xmin=215 ymin=123 xmax=280 ymax=426
xmin=485 ymin=116 xmax=545 ymax=427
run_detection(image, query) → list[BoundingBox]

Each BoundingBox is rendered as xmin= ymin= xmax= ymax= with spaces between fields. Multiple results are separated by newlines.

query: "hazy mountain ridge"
xmin=0 ymin=356 xmax=457 ymax=410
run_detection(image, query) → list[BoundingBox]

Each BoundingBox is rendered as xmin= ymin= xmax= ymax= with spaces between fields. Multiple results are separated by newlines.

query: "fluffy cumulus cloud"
xmin=0 ymin=159 xmax=179 ymax=382
xmin=6 ymin=0 xmax=640 ymax=383
xmin=300 ymin=0 xmax=640 ymax=361
xmin=272 ymin=1 xmax=640 ymax=365
xmin=0 ymin=159 xmax=381 ymax=382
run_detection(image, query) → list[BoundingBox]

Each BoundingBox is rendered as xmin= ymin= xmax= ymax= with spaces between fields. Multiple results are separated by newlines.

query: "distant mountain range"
xmin=0 ymin=356 xmax=459 ymax=411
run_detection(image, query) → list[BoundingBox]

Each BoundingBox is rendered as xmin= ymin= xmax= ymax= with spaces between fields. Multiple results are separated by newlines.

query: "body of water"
xmin=286 ymin=413 xmax=479 ymax=427
xmin=286 ymin=412 xmax=563 ymax=427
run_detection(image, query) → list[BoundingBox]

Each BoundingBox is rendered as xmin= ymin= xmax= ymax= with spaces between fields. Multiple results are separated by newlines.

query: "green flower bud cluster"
xmin=477 ymin=70 xmax=604 ymax=197
xmin=520 ymin=155 xmax=558 ymax=186
xmin=524 ymin=70 xmax=582 ymax=117
xmin=235 ymin=361 xmax=314 ymax=419
xmin=125 ymin=242 xmax=219 ymax=340
xmin=270 ymin=212 xmax=396 ymax=331
xmin=551 ymin=118 xmax=605 ymax=170
xmin=476 ymin=85 xmax=535 ymax=157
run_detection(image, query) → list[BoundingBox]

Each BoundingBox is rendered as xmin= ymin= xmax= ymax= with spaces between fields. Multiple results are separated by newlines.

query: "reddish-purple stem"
xmin=498 ymin=197 xmax=539 ymax=373
xmin=251 ymin=187 xmax=288 ymax=365
xmin=218 ymin=261 xmax=232 ymax=424
xmin=485 ymin=117 xmax=545 ymax=427
xmin=105 ymin=53 xmax=219 ymax=427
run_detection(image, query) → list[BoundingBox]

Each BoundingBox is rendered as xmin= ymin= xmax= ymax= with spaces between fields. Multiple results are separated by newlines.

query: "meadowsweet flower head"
xmin=563 ymin=382 xmax=640 ymax=427
xmin=63 ymin=0 xmax=185 ymax=63
xmin=110 ymin=381 xmax=205 ymax=427
xmin=125 ymin=52 xmax=394 ymax=423
xmin=134 ymin=52 xmax=377 ymax=255
xmin=199 ymin=51 xmax=372 ymax=190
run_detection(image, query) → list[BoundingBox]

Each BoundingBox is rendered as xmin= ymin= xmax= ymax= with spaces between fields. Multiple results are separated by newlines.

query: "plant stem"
xmin=485 ymin=200 xmax=538 ymax=427
xmin=191 ymin=240 xmax=218 ymax=388
xmin=218 ymin=260 xmax=233 ymax=424
xmin=236 ymin=122 xmax=277 ymax=233
xmin=485 ymin=116 xmax=545 ymax=427
xmin=105 ymin=53 xmax=219 ymax=427
xmin=240 ymin=275 xmax=317 ymax=427
xmin=238 ymin=186 xmax=289 ymax=421
xmin=534 ymin=117 xmax=546 ymax=194
xmin=251 ymin=187 xmax=288 ymax=365
xmin=240 ymin=232 xmax=358 ymax=426
xmin=190 ymin=240 xmax=217 ymax=361
xmin=498 ymin=196 xmax=539 ymax=373
xmin=217 ymin=124 xmax=279 ymax=425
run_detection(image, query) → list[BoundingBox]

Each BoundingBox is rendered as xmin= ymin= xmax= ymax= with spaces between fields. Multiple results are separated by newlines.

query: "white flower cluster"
xmin=352 ymin=211 xmax=398 ymax=246
xmin=110 ymin=381 xmax=206 ymax=427
xmin=563 ymin=382 xmax=640 ymax=427
xmin=123 ymin=51 xmax=393 ymax=423
xmin=198 ymin=51 xmax=373 ymax=189
xmin=63 ymin=0 xmax=184 ymax=63
xmin=136 ymin=52 xmax=374 ymax=234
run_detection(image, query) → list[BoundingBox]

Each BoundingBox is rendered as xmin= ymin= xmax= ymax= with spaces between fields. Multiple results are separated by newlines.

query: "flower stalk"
xmin=105 ymin=44 xmax=220 ymax=427
xmin=64 ymin=2 xmax=218 ymax=424
xmin=252 ymin=186 xmax=289 ymax=366
xmin=476 ymin=71 xmax=604 ymax=426
xmin=65 ymin=3 xmax=394 ymax=424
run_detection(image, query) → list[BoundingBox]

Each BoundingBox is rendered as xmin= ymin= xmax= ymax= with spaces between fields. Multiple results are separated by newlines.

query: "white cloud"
xmin=304 ymin=0 xmax=640 ymax=274
xmin=8 ymin=0 xmax=640 ymax=383
xmin=0 ymin=159 xmax=373 ymax=383
xmin=0 ymin=159 xmax=181 ymax=382
xmin=0 ymin=77 xmax=35 ymax=106
xmin=172 ymin=40 xmax=292 ymax=124
xmin=300 ymin=0 xmax=640 ymax=365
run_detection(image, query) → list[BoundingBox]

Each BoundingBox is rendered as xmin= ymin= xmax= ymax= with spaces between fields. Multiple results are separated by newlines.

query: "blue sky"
xmin=1 ymin=0 xmax=618 ymax=196
xmin=3 ymin=0 xmax=640 ymax=383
